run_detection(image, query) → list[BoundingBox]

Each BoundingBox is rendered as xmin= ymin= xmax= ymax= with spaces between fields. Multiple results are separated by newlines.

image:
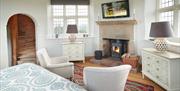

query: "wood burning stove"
xmin=112 ymin=42 xmax=122 ymax=58
xmin=103 ymin=38 xmax=128 ymax=59
xmin=111 ymin=40 xmax=128 ymax=59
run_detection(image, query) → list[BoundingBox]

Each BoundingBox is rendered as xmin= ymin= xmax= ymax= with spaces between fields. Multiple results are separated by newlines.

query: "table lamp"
xmin=149 ymin=21 xmax=174 ymax=52
xmin=66 ymin=24 xmax=78 ymax=42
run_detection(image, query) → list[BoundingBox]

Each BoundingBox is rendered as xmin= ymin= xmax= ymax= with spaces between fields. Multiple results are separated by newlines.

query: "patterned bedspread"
xmin=0 ymin=63 xmax=86 ymax=91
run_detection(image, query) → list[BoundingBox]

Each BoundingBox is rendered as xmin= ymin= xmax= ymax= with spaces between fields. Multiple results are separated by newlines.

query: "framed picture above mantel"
xmin=101 ymin=0 xmax=130 ymax=19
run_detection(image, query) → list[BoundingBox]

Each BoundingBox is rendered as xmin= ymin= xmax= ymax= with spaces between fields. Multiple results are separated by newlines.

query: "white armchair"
xmin=36 ymin=48 xmax=74 ymax=78
xmin=83 ymin=65 xmax=132 ymax=91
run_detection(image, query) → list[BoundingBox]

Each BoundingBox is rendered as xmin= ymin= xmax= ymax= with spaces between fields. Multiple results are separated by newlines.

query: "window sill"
xmin=47 ymin=34 xmax=97 ymax=39
xmin=167 ymin=40 xmax=180 ymax=46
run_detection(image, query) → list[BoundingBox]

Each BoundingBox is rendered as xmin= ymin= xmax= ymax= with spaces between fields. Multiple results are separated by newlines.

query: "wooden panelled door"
xmin=7 ymin=14 xmax=36 ymax=65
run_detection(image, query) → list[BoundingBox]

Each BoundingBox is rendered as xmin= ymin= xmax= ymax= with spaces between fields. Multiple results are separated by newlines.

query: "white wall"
xmin=133 ymin=0 xmax=156 ymax=54
xmin=0 ymin=0 xmax=97 ymax=69
xmin=0 ymin=2 xmax=2 ymax=68
xmin=0 ymin=0 xmax=49 ymax=69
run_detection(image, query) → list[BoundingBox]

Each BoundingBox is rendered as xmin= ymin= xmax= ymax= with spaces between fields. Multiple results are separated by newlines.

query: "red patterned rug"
xmin=73 ymin=64 xmax=154 ymax=91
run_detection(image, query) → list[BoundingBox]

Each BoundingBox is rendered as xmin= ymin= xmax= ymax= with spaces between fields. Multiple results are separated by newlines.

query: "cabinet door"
xmin=142 ymin=52 xmax=154 ymax=75
xmin=62 ymin=43 xmax=84 ymax=61
xmin=142 ymin=50 xmax=169 ymax=86
xmin=153 ymin=56 xmax=168 ymax=85
xmin=71 ymin=44 xmax=84 ymax=60
xmin=62 ymin=44 xmax=72 ymax=56
xmin=142 ymin=52 xmax=147 ymax=72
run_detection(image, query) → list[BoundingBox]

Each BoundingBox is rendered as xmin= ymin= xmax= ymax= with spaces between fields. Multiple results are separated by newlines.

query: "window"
xmin=52 ymin=5 xmax=89 ymax=37
xmin=157 ymin=0 xmax=180 ymax=37
xmin=160 ymin=0 xmax=174 ymax=8
xmin=159 ymin=11 xmax=174 ymax=25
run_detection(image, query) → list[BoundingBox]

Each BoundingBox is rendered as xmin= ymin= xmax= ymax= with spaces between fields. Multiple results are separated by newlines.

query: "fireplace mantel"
xmin=96 ymin=20 xmax=137 ymax=25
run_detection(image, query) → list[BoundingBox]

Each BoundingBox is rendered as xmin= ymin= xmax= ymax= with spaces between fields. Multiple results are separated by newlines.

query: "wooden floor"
xmin=74 ymin=57 xmax=166 ymax=91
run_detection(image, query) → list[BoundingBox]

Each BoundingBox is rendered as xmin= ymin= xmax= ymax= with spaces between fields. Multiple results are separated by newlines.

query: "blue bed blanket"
xmin=0 ymin=63 xmax=86 ymax=91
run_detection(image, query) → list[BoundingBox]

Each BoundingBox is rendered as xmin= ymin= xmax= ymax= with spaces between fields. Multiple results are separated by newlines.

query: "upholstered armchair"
xmin=36 ymin=48 xmax=74 ymax=78
xmin=83 ymin=65 xmax=131 ymax=91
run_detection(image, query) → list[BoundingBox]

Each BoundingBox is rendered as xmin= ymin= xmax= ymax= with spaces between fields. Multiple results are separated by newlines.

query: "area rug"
xmin=90 ymin=58 xmax=122 ymax=67
xmin=72 ymin=64 xmax=154 ymax=91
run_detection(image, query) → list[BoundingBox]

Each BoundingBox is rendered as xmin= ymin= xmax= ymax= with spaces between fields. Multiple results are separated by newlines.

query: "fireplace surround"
xmin=96 ymin=20 xmax=137 ymax=56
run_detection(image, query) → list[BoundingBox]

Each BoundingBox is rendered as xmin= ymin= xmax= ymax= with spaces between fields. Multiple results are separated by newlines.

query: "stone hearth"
xmin=90 ymin=58 xmax=122 ymax=67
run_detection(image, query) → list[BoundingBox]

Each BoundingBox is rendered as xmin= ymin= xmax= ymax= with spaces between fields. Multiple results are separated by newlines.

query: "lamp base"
xmin=154 ymin=38 xmax=168 ymax=52
xmin=68 ymin=34 xmax=76 ymax=42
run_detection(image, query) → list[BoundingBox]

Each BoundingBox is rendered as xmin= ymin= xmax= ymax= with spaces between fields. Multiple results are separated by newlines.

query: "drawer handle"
xmin=156 ymin=61 xmax=159 ymax=63
xmin=147 ymin=70 xmax=150 ymax=72
xmin=156 ymin=68 xmax=159 ymax=71
xmin=147 ymin=57 xmax=150 ymax=59
xmin=147 ymin=64 xmax=150 ymax=66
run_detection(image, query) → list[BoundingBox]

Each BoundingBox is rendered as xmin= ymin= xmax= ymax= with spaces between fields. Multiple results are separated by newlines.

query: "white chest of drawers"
xmin=142 ymin=48 xmax=180 ymax=91
xmin=62 ymin=42 xmax=85 ymax=63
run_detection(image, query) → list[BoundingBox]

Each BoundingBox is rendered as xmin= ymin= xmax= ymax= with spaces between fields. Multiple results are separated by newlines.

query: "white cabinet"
xmin=62 ymin=42 xmax=85 ymax=63
xmin=142 ymin=48 xmax=180 ymax=91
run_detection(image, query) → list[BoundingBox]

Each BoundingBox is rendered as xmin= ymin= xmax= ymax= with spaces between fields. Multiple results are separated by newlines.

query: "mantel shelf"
xmin=96 ymin=20 xmax=137 ymax=25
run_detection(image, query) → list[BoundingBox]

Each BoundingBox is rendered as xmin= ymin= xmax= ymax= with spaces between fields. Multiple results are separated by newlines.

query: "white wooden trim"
xmin=50 ymin=5 xmax=90 ymax=39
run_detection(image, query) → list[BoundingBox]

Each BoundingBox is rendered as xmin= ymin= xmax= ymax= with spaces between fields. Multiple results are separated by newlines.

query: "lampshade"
xmin=149 ymin=21 xmax=173 ymax=38
xmin=66 ymin=25 xmax=78 ymax=33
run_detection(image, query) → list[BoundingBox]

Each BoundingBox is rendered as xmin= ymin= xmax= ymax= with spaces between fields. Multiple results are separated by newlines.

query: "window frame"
xmin=51 ymin=5 xmax=90 ymax=38
xmin=156 ymin=0 xmax=180 ymax=38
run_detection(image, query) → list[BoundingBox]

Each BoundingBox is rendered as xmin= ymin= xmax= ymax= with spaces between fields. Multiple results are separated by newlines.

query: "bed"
xmin=0 ymin=63 xmax=86 ymax=91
